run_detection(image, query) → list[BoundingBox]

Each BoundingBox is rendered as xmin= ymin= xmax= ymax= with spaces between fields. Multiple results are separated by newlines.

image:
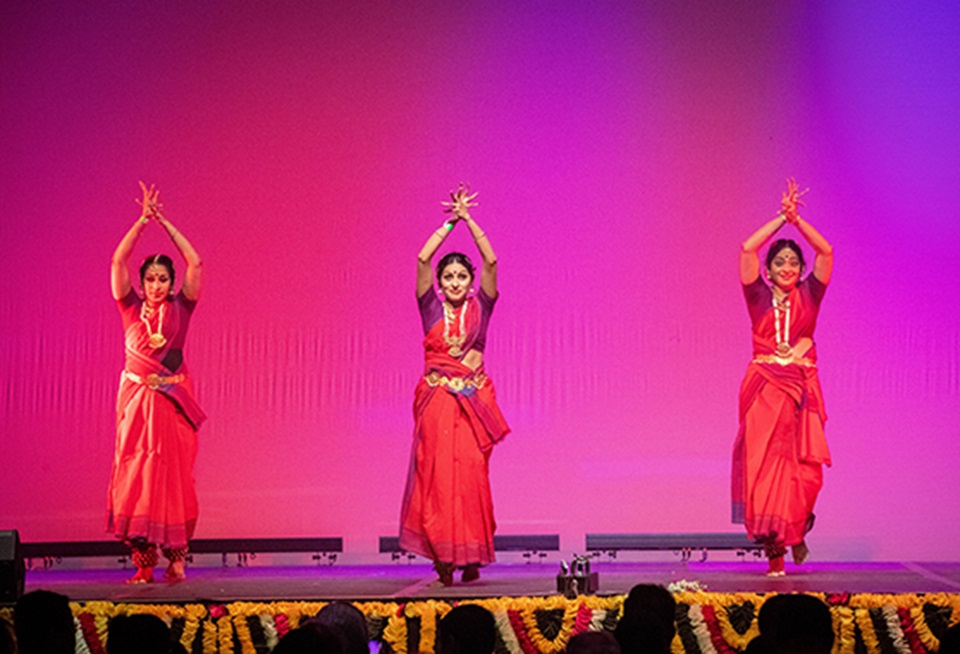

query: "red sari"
xmin=399 ymin=289 xmax=510 ymax=566
xmin=732 ymin=276 xmax=831 ymax=550
xmin=106 ymin=290 xmax=205 ymax=549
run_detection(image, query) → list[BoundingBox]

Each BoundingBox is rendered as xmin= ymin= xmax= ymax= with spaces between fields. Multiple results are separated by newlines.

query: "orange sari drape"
xmin=399 ymin=294 xmax=509 ymax=566
xmin=732 ymin=277 xmax=830 ymax=548
xmin=106 ymin=292 xmax=204 ymax=549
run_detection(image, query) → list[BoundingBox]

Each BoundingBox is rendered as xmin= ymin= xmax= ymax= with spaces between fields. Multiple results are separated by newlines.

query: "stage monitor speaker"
xmin=0 ymin=529 xmax=25 ymax=602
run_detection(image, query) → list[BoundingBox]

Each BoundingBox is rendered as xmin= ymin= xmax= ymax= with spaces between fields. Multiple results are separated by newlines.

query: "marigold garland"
xmin=701 ymin=604 xmax=737 ymax=654
xmin=1 ymin=592 xmax=951 ymax=654
xmin=715 ymin=602 xmax=760 ymax=650
xmin=231 ymin=613 xmax=256 ymax=654
xmin=74 ymin=616 xmax=93 ymax=654
xmin=76 ymin=612 xmax=104 ymax=654
xmin=688 ymin=604 xmax=720 ymax=654
xmin=180 ymin=604 xmax=207 ymax=651
xmin=517 ymin=595 xmax=578 ymax=654
xmin=856 ymin=607 xmax=882 ymax=654
xmin=201 ymin=617 xmax=218 ymax=654
xmin=383 ymin=604 xmax=409 ymax=654
xmin=492 ymin=608 xmax=524 ymax=654
xmin=259 ymin=614 xmax=279 ymax=651
xmin=508 ymin=609 xmax=542 ymax=654
xmin=897 ymin=607 xmax=924 ymax=654
xmin=832 ymin=605 xmax=857 ymax=654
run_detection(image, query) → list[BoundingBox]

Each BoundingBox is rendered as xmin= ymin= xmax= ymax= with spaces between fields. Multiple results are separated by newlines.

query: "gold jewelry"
xmin=139 ymin=216 xmax=149 ymax=225
xmin=442 ymin=300 xmax=468 ymax=358
xmin=124 ymin=370 xmax=185 ymax=390
xmin=140 ymin=302 xmax=167 ymax=349
xmin=772 ymin=294 xmax=790 ymax=358
xmin=753 ymin=354 xmax=816 ymax=368
xmin=424 ymin=370 xmax=488 ymax=392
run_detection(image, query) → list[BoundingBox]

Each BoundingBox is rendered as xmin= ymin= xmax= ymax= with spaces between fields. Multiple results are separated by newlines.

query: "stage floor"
xmin=23 ymin=560 xmax=960 ymax=603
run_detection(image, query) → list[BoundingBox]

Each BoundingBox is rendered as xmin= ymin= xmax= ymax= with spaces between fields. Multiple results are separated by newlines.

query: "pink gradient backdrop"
xmin=2 ymin=2 xmax=958 ymax=560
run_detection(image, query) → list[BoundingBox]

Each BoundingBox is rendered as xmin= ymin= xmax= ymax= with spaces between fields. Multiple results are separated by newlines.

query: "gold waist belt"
xmin=424 ymin=371 xmax=488 ymax=393
xmin=752 ymin=355 xmax=817 ymax=368
xmin=125 ymin=370 xmax=185 ymax=390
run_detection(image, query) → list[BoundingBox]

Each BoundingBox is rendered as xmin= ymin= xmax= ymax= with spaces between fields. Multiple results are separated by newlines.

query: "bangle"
xmin=139 ymin=216 xmax=149 ymax=225
xmin=443 ymin=222 xmax=454 ymax=231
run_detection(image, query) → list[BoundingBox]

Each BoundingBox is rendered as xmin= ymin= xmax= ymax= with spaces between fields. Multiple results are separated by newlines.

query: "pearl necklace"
xmin=772 ymin=292 xmax=791 ymax=357
xmin=140 ymin=302 xmax=167 ymax=349
xmin=442 ymin=300 xmax=468 ymax=358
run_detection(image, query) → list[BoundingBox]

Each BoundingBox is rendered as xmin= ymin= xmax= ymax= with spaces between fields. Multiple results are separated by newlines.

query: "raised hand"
xmin=441 ymin=183 xmax=478 ymax=222
xmin=780 ymin=178 xmax=808 ymax=224
xmin=136 ymin=181 xmax=164 ymax=220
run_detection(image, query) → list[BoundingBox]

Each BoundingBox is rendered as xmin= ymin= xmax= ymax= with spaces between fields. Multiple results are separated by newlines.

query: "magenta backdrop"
xmin=2 ymin=2 xmax=958 ymax=561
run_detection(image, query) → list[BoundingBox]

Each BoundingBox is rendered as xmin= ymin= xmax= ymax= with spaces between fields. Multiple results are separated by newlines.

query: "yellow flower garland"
xmin=714 ymin=601 xmax=760 ymax=650
xmin=517 ymin=595 xmax=579 ymax=654
xmin=383 ymin=608 xmax=409 ymax=654
xmin=855 ymin=607 xmax=881 ymax=654
xmin=202 ymin=617 xmax=218 ymax=654
xmin=832 ymin=606 xmax=857 ymax=654
xmin=5 ymin=591 xmax=953 ymax=654
xmin=180 ymin=604 xmax=208 ymax=651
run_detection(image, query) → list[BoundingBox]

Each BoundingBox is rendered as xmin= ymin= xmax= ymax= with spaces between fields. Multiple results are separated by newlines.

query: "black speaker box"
xmin=0 ymin=530 xmax=25 ymax=602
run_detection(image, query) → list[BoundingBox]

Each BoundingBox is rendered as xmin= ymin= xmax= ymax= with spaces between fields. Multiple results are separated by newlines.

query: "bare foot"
xmin=792 ymin=542 xmax=809 ymax=565
xmin=461 ymin=564 xmax=480 ymax=583
xmin=434 ymin=562 xmax=454 ymax=587
xmin=164 ymin=560 xmax=186 ymax=582
xmin=766 ymin=555 xmax=785 ymax=577
xmin=126 ymin=568 xmax=154 ymax=584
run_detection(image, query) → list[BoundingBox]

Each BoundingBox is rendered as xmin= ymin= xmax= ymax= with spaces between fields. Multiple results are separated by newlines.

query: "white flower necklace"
xmin=140 ymin=302 xmax=167 ymax=349
xmin=442 ymin=300 xmax=468 ymax=358
xmin=772 ymin=292 xmax=791 ymax=357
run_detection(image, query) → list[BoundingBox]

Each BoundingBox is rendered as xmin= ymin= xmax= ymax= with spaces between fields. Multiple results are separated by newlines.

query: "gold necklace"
xmin=140 ymin=302 xmax=167 ymax=349
xmin=772 ymin=293 xmax=791 ymax=357
xmin=442 ymin=300 xmax=468 ymax=358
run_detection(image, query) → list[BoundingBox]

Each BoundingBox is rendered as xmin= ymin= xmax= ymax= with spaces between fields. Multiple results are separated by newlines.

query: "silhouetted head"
xmin=305 ymin=601 xmax=370 ymax=654
xmin=437 ymin=604 xmax=496 ymax=654
xmin=614 ymin=584 xmax=676 ymax=654
xmin=14 ymin=590 xmax=75 ymax=654
xmin=567 ymin=630 xmax=622 ymax=654
xmin=107 ymin=614 xmax=171 ymax=654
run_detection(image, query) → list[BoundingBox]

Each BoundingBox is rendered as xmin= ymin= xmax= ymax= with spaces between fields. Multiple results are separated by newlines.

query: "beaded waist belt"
xmin=752 ymin=355 xmax=817 ymax=368
xmin=424 ymin=371 xmax=488 ymax=393
xmin=124 ymin=370 xmax=186 ymax=390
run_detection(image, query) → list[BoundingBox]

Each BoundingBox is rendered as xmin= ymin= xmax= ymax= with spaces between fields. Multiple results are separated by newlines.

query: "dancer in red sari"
xmin=733 ymin=179 xmax=834 ymax=576
xmin=400 ymin=184 xmax=510 ymax=586
xmin=107 ymin=181 xmax=205 ymax=583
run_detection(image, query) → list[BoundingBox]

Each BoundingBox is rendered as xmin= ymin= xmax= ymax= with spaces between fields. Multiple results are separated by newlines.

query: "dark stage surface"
xmin=23 ymin=560 xmax=960 ymax=603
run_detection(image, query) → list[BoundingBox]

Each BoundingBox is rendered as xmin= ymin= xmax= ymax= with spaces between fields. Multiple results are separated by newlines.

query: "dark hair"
xmin=273 ymin=625 xmax=341 ymax=654
xmin=139 ymin=254 xmax=176 ymax=293
xmin=567 ymin=631 xmax=622 ymax=654
xmin=305 ymin=601 xmax=369 ymax=654
xmin=940 ymin=623 xmax=960 ymax=654
xmin=107 ymin=614 xmax=171 ymax=654
xmin=765 ymin=239 xmax=806 ymax=276
xmin=0 ymin=618 xmax=16 ymax=654
xmin=614 ymin=584 xmax=676 ymax=654
xmin=436 ymin=252 xmax=475 ymax=286
xmin=760 ymin=595 xmax=833 ymax=654
xmin=14 ymin=590 xmax=75 ymax=654
xmin=437 ymin=604 xmax=496 ymax=654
